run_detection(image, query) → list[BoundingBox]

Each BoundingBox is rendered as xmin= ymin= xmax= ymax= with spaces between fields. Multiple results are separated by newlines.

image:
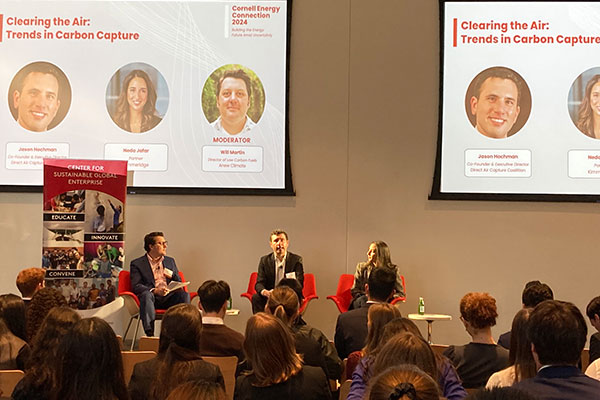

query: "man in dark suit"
xmin=251 ymin=229 xmax=304 ymax=314
xmin=334 ymin=266 xmax=396 ymax=359
xmin=197 ymin=279 xmax=245 ymax=362
xmin=514 ymin=300 xmax=600 ymax=399
xmin=130 ymin=231 xmax=190 ymax=336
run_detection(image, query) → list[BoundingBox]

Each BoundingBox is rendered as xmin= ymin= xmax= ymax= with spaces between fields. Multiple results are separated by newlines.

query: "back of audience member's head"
xmin=54 ymin=317 xmax=127 ymax=400
xmin=508 ymin=308 xmax=536 ymax=382
xmin=364 ymin=303 xmax=402 ymax=356
xmin=266 ymin=286 xmax=299 ymax=326
xmin=153 ymin=304 xmax=219 ymax=400
xmin=277 ymin=278 xmax=304 ymax=303
xmin=522 ymin=281 xmax=553 ymax=308
xmin=0 ymin=294 xmax=27 ymax=341
xmin=460 ymin=292 xmax=498 ymax=330
xmin=165 ymin=380 xmax=227 ymax=400
xmin=158 ymin=303 xmax=203 ymax=355
xmin=26 ymin=287 xmax=66 ymax=341
xmin=243 ymin=312 xmax=302 ymax=387
xmin=198 ymin=280 xmax=230 ymax=313
xmin=24 ymin=307 xmax=80 ymax=389
xmin=368 ymin=266 xmax=397 ymax=302
xmin=466 ymin=386 xmax=538 ymax=400
xmin=528 ymin=300 xmax=586 ymax=366
xmin=381 ymin=318 xmax=423 ymax=342
xmin=371 ymin=332 xmax=438 ymax=382
xmin=586 ymin=295 xmax=600 ymax=321
xmin=16 ymin=268 xmax=45 ymax=298
xmin=367 ymin=364 xmax=440 ymax=400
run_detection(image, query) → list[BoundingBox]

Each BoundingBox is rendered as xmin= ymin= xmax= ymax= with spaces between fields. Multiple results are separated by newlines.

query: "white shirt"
xmin=211 ymin=115 xmax=256 ymax=135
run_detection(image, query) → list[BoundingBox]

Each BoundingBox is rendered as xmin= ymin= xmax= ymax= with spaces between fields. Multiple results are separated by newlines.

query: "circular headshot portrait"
xmin=7 ymin=61 xmax=72 ymax=133
xmin=464 ymin=66 xmax=531 ymax=139
xmin=105 ymin=62 xmax=168 ymax=134
xmin=568 ymin=68 xmax=600 ymax=139
xmin=202 ymin=64 xmax=265 ymax=136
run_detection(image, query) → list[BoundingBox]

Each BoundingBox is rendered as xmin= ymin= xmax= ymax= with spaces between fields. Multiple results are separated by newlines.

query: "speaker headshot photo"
xmin=465 ymin=66 xmax=531 ymax=139
xmin=202 ymin=64 xmax=265 ymax=136
xmin=8 ymin=61 xmax=72 ymax=132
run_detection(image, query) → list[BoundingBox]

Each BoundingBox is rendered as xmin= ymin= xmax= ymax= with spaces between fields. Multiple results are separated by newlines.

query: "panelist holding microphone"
xmin=252 ymin=229 xmax=304 ymax=314
xmin=130 ymin=231 xmax=190 ymax=336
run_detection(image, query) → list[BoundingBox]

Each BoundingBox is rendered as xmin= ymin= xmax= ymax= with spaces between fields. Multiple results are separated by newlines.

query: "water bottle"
xmin=418 ymin=297 xmax=425 ymax=315
xmin=228 ymin=296 xmax=232 ymax=310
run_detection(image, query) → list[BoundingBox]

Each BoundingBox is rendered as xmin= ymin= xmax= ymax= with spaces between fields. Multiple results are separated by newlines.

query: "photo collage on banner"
xmin=42 ymin=159 xmax=127 ymax=309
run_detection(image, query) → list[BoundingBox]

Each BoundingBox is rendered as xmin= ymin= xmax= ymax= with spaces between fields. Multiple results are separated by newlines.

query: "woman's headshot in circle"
xmin=576 ymin=74 xmax=600 ymax=139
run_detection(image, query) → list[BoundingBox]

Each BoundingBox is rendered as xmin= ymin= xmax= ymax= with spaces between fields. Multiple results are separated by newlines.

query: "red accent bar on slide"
xmin=453 ymin=18 xmax=457 ymax=47
xmin=0 ymin=15 xmax=3 ymax=43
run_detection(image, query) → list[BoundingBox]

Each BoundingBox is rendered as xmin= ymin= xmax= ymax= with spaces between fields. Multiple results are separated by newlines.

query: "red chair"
xmin=327 ymin=274 xmax=355 ymax=313
xmin=390 ymin=275 xmax=406 ymax=305
xmin=299 ymin=273 xmax=318 ymax=315
xmin=118 ymin=270 xmax=189 ymax=350
xmin=240 ymin=272 xmax=258 ymax=302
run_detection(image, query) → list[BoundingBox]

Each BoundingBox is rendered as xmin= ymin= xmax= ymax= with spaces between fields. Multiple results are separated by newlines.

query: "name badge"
xmin=164 ymin=268 xmax=173 ymax=278
xmin=285 ymin=272 xmax=296 ymax=280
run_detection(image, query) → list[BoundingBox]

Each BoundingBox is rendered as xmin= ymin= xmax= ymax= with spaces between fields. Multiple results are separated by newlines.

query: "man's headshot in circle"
xmin=12 ymin=63 xmax=63 ymax=132
xmin=212 ymin=69 xmax=255 ymax=135
xmin=469 ymin=67 xmax=523 ymax=139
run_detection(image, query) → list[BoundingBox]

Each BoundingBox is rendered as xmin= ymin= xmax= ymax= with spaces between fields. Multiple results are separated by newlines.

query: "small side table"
xmin=408 ymin=313 xmax=452 ymax=344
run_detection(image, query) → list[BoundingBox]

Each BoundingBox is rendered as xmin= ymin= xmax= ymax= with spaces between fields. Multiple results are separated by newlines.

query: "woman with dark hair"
xmin=52 ymin=317 xmax=127 ymax=400
xmin=367 ymin=364 xmax=441 ymax=400
xmin=26 ymin=287 xmax=67 ymax=342
xmin=486 ymin=308 xmax=535 ymax=388
xmin=444 ymin=292 xmax=509 ymax=389
xmin=380 ymin=318 xmax=467 ymax=400
xmin=166 ymin=380 xmax=227 ymax=400
xmin=112 ymin=69 xmax=162 ymax=133
xmin=0 ymin=294 xmax=27 ymax=341
xmin=129 ymin=303 xmax=224 ymax=400
xmin=266 ymin=286 xmax=342 ymax=382
xmin=234 ymin=313 xmax=331 ymax=400
xmin=350 ymin=241 xmax=405 ymax=309
xmin=576 ymin=74 xmax=600 ymax=138
xmin=12 ymin=307 xmax=80 ymax=399
xmin=345 ymin=303 xmax=401 ymax=379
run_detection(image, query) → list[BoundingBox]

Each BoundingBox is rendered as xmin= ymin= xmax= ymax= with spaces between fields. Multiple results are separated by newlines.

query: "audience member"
xmin=15 ymin=268 xmax=45 ymax=305
xmin=498 ymin=281 xmax=553 ymax=349
xmin=444 ymin=292 xmax=509 ymax=389
xmin=335 ymin=267 xmax=397 ymax=359
xmin=266 ymin=286 xmax=342 ymax=382
xmin=52 ymin=317 xmax=128 ymax=400
xmin=0 ymin=294 xmax=27 ymax=342
xmin=486 ymin=308 xmax=536 ymax=388
xmin=26 ymin=287 xmax=66 ymax=341
xmin=277 ymin=278 xmax=307 ymax=325
xmin=11 ymin=307 xmax=80 ymax=400
xmin=345 ymin=303 xmax=401 ymax=379
xmin=466 ymin=386 xmax=537 ymax=400
xmin=166 ymin=380 xmax=227 ymax=400
xmin=197 ymin=280 xmax=245 ymax=362
xmin=586 ymin=295 xmax=600 ymax=363
xmin=513 ymin=300 xmax=600 ymax=399
xmin=366 ymin=364 xmax=441 ymax=400
xmin=379 ymin=318 xmax=467 ymax=400
xmin=348 ymin=332 xmax=439 ymax=400
xmin=129 ymin=303 xmax=224 ymax=400
xmin=234 ymin=313 xmax=331 ymax=400
xmin=350 ymin=241 xmax=405 ymax=309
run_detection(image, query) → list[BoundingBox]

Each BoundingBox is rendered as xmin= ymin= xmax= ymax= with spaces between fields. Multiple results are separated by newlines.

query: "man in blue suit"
xmin=514 ymin=300 xmax=600 ymax=399
xmin=130 ymin=231 xmax=190 ymax=336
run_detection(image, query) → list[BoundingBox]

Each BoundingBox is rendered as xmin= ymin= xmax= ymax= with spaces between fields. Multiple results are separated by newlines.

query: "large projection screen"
xmin=0 ymin=0 xmax=293 ymax=195
xmin=431 ymin=0 xmax=600 ymax=202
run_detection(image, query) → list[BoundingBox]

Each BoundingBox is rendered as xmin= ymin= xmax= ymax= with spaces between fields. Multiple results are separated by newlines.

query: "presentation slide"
xmin=0 ymin=0 xmax=291 ymax=193
xmin=434 ymin=1 xmax=600 ymax=200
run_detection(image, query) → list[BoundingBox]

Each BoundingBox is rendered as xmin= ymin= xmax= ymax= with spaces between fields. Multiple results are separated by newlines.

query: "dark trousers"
xmin=139 ymin=289 xmax=190 ymax=336
xmin=251 ymin=292 xmax=268 ymax=314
